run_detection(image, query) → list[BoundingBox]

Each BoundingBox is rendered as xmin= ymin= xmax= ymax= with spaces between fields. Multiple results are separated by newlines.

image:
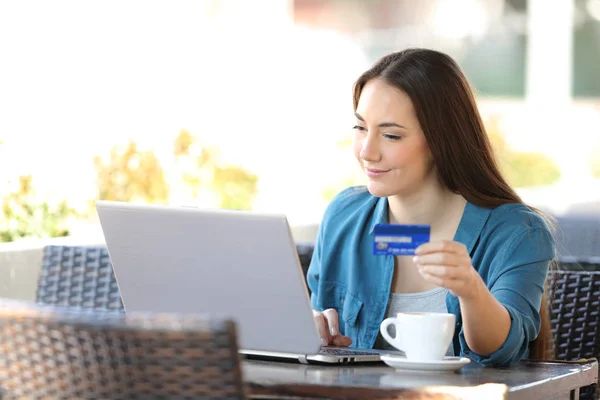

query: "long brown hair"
xmin=353 ymin=48 xmax=552 ymax=360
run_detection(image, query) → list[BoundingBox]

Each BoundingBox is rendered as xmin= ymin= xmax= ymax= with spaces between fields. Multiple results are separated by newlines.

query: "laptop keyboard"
xmin=318 ymin=348 xmax=378 ymax=356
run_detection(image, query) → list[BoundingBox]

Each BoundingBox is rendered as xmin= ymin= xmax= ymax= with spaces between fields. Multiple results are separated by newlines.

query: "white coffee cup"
xmin=380 ymin=312 xmax=455 ymax=361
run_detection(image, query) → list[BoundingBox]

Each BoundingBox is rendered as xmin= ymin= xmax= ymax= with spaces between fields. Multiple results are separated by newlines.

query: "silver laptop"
xmin=95 ymin=200 xmax=382 ymax=364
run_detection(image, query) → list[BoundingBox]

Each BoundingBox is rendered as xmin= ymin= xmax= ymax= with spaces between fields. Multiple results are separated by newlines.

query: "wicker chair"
xmin=546 ymin=259 xmax=600 ymax=399
xmin=0 ymin=302 xmax=247 ymax=399
xmin=36 ymin=245 xmax=124 ymax=311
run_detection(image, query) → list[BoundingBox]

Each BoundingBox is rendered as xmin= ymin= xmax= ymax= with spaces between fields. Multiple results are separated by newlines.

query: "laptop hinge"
xmin=298 ymin=355 xmax=309 ymax=364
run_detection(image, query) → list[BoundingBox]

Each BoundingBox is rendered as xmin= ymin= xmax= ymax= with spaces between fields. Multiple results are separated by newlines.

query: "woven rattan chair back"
xmin=547 ymin=265 xmax=600 ymax=361
xmin=36 ymin=245 xmax=124 ymax=310
xmin=0 ymin=304 xmax=247 ymax=399
xmin=546 ymin=264 xmax=600 ymax=400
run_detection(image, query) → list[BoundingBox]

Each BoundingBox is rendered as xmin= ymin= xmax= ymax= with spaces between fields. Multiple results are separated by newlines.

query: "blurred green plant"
xmin=94 ymin=140 xmax=170 ymax=203
xmin=486 ymin=117 xmax=562 ymax=187
xmin=93 ymin=131 xmax=257 ymax=211
xmin=174 ymin=130 xmax=258 ymax=209
xmin=0 ymin=176 xmax=74 ymax=242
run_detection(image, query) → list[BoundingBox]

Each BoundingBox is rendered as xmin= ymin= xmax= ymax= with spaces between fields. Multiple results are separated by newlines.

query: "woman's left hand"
xmin=413 ymin=240 xmax=482 ymax=300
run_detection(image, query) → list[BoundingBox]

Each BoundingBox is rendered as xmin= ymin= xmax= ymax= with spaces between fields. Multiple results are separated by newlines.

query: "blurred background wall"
xmin=0 ymin=0 xmax=599 ymax=245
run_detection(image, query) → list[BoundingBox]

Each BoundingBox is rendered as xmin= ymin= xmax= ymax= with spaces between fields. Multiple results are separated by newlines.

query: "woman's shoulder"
xmin=482 ymin=202 xmax=555 ymax=257
xmin=487 ymin=203 xmax=551 ymax=233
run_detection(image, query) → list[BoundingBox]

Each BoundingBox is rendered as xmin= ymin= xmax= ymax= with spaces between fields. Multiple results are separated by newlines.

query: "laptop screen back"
xmin=96 ymin=200 xmax=321 ymax=355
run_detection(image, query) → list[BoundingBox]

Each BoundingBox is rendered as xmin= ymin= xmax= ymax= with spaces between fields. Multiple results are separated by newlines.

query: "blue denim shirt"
xmin=307 ymin=186 xmax=555 ymax=367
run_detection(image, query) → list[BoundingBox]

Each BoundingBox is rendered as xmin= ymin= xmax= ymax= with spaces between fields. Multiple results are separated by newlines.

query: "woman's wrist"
xmin=459 ymin=268 xmax=486 ymax=303
xmin=458 ymin=272 xmax=511 ymax=356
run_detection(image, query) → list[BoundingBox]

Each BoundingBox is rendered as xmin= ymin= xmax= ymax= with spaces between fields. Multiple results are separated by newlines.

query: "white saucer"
xmin=380 ymin=354 xmax=471 ymax=373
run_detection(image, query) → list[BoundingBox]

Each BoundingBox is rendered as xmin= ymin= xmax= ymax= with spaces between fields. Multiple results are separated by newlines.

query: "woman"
xmin=307 ymin=48 xmax=555 ymax=367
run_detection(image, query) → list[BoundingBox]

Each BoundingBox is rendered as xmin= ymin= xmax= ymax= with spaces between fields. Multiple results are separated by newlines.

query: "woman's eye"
xmin=352 ymin=125 xmax=366 ymax=131
xmin=384 ymin=134 xmax=402 ymax=141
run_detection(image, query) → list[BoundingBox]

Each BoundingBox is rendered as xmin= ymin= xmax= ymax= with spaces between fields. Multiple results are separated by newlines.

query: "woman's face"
xmin=353 ymin=78 xmax=435 ymax=198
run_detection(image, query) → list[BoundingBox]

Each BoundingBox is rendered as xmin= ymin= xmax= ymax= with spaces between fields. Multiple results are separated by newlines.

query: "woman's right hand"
xmin=312 ymin=309 xmax=353 ymax=347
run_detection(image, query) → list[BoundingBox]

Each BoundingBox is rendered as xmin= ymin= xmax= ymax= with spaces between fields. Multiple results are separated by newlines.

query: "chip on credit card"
xmin=373 ymin=224 xmax=431 ymax=256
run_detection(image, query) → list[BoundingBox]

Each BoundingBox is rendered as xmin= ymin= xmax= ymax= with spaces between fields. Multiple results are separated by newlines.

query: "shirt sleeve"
xmin=306 ymin=187 xmax=357 ymax=310
xmin=307 ymin=218 xmax=325 ymax=311
xmin=459 ymin=226 xmax=555 ymax=366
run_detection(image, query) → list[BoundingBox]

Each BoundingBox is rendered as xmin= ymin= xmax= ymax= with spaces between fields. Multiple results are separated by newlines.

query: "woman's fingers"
xmin=322 ymin=308 xmax=340 ymax=336
xmin=313 ymin=308 xmax=352 ymax=347
xmin=312 ymin=310 xmax=332 ymax=345
xmin=413 ymin=252 xmax=466 ymax=268
xmin=419 ymin=270 xmax=446 ymax=287
xmin=332 ymin=334 xmax=353 ymax=347
xmin=416 ymin=240 xmax=468 ymax=255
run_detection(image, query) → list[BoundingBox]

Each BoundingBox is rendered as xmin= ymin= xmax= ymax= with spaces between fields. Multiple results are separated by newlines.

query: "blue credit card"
xmin=373 ymin=224 xmax=431 ymax=256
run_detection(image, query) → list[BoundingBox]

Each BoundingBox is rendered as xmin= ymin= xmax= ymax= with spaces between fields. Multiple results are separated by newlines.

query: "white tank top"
xmin=374 ymin=287 xmax=454 ymax=356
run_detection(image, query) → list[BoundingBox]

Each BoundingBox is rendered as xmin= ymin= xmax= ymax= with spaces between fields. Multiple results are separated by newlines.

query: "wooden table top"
xmin=243 ymin=358 xmax=598 ymax=400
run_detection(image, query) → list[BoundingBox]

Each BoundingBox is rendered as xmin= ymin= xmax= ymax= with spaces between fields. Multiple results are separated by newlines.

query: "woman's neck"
xmin=387 ymin=181 xmax=466 ymax=228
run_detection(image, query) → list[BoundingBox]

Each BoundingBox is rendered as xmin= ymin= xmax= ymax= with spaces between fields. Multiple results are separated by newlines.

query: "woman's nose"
xmin=359 ymin=137 xmax=381 ymax=163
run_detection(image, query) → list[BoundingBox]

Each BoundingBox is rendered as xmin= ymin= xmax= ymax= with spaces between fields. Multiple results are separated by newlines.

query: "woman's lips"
xmin=365 ymin=168 xmax=391 ymax=178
